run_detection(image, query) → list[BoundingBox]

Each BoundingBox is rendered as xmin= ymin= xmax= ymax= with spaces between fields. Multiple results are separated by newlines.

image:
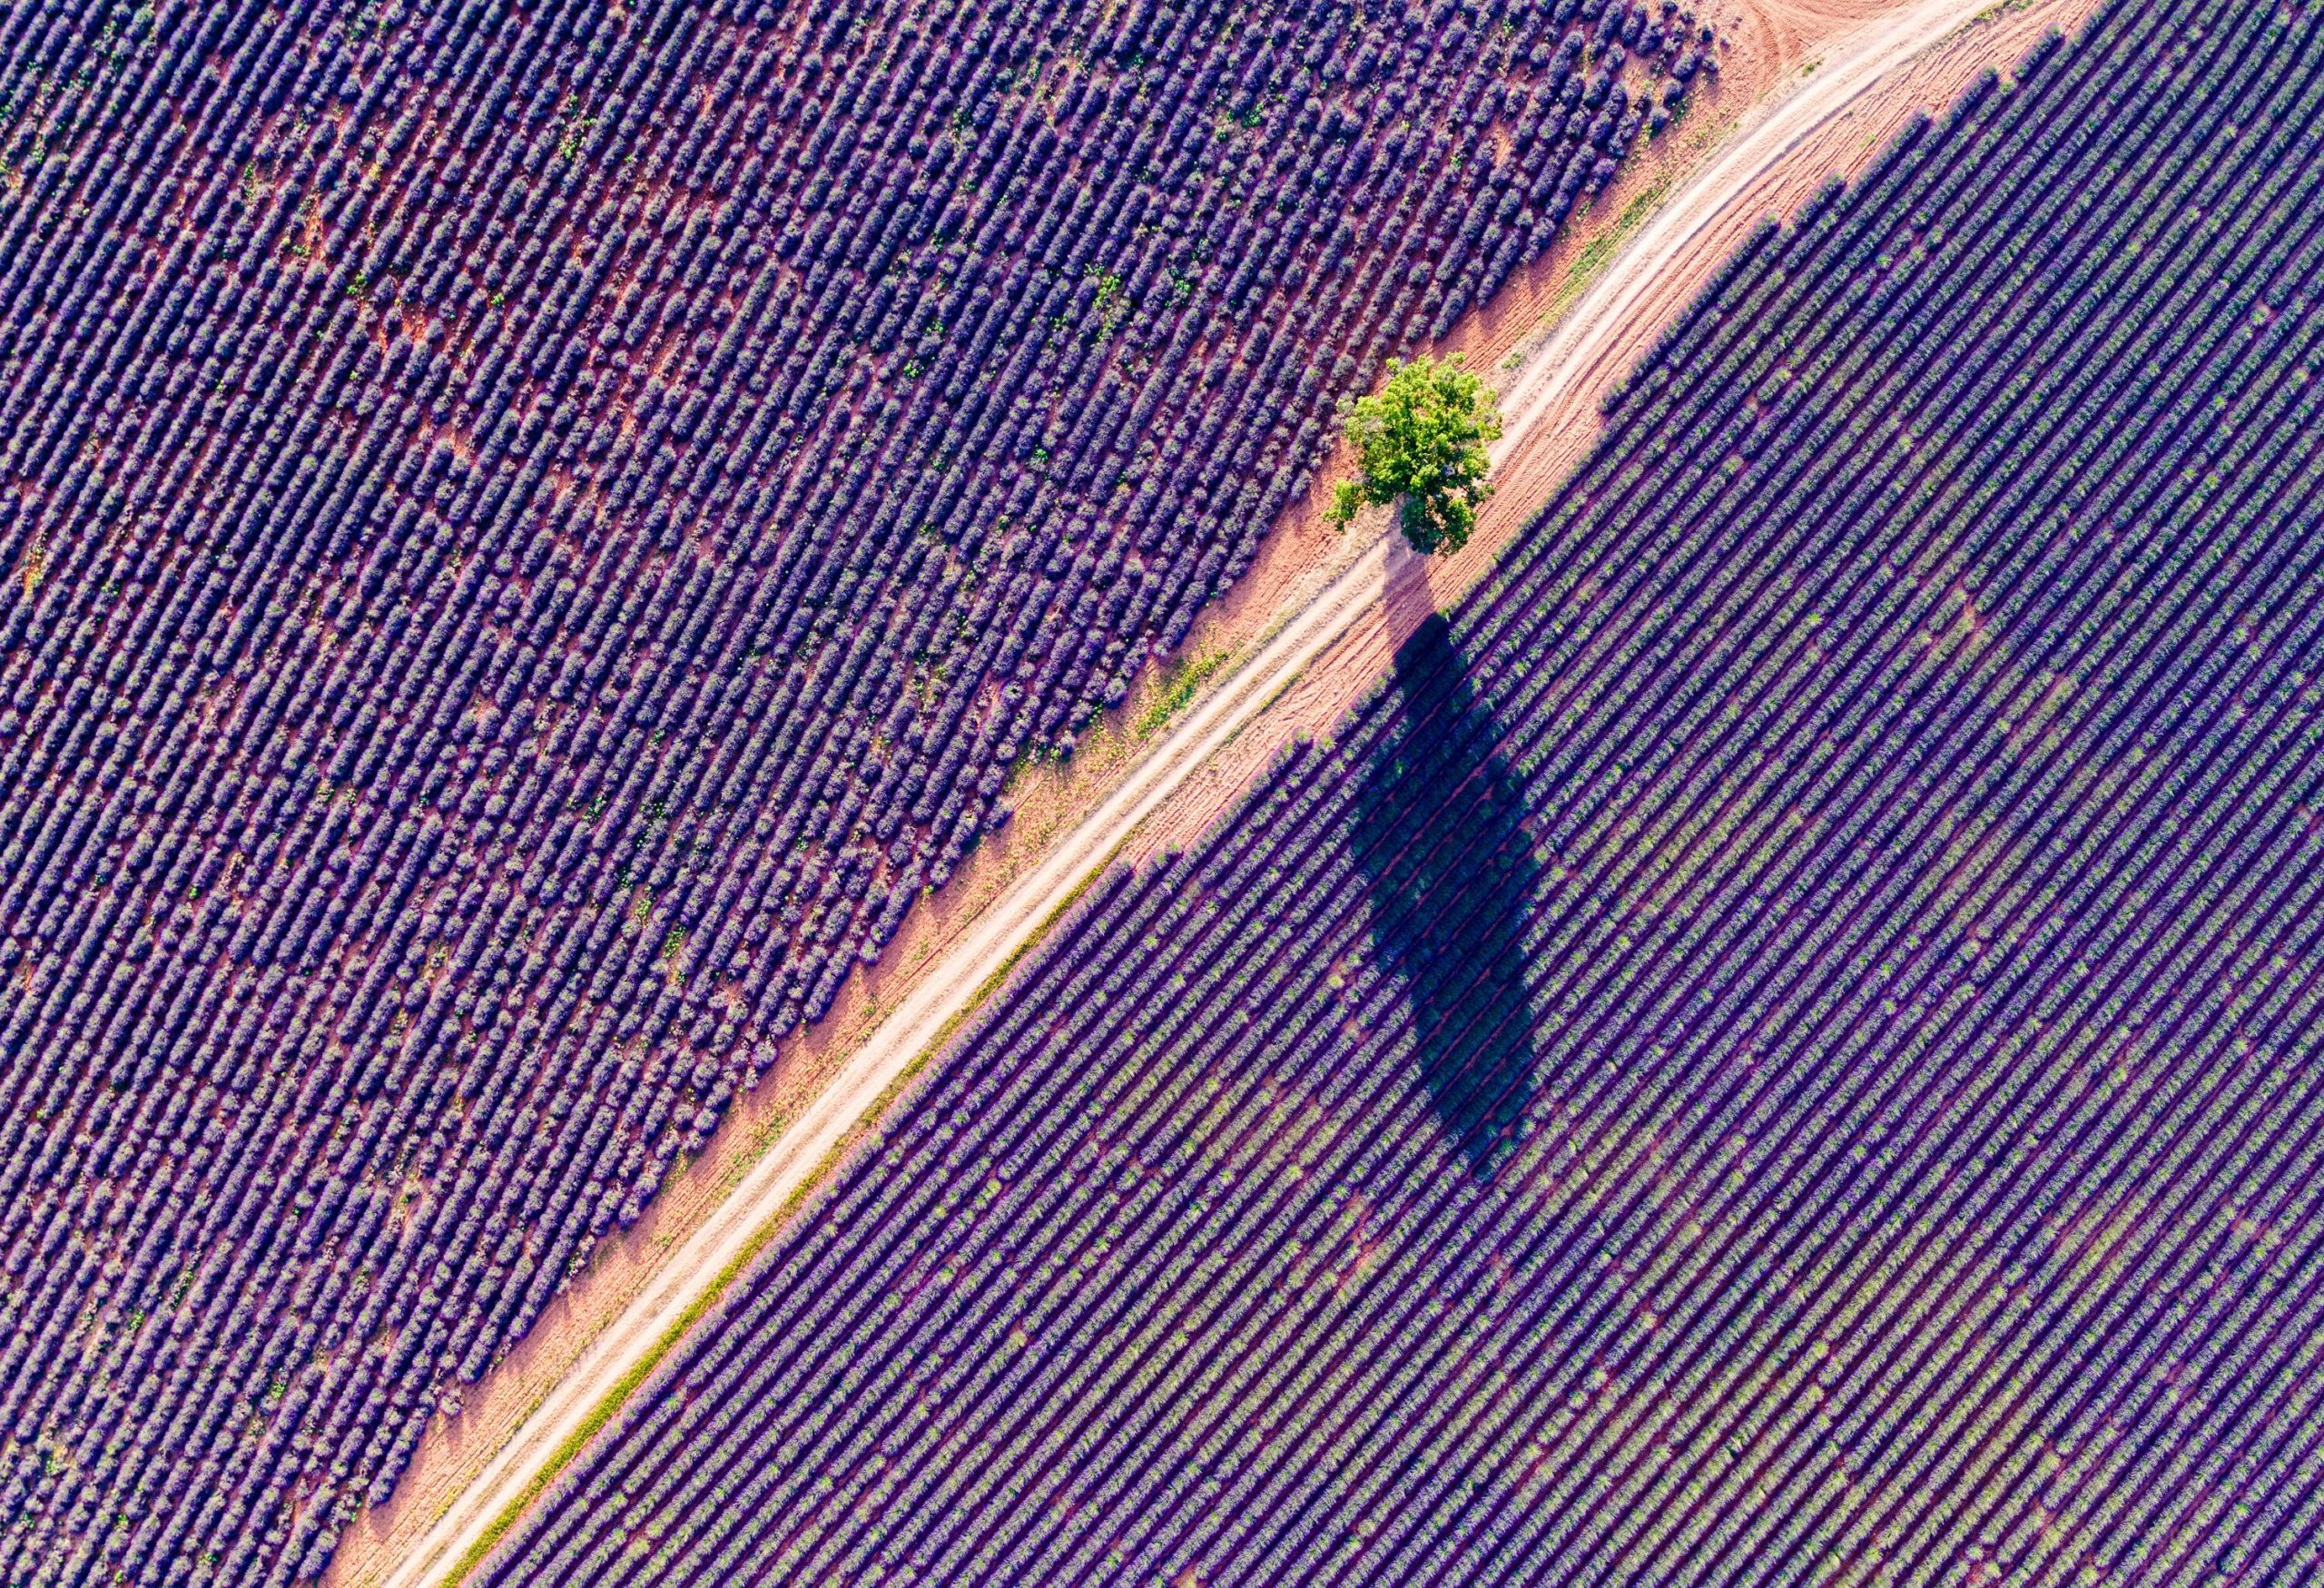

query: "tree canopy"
xmin=1325 ymin=352 xmax=1503 ymax=555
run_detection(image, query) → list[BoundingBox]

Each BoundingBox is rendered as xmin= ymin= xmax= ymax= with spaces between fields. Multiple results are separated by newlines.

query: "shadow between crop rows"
xmin=1354 ymin=611 xmax=1543 ymax=1182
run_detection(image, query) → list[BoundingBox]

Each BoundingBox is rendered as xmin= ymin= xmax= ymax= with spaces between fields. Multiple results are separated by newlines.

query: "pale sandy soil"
xmin=331 ymin=1 xmax=2102 ymax=1582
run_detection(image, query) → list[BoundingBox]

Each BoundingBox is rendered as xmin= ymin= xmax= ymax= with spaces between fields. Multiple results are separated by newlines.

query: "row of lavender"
xmin=484 ymin=3 xmax=2324 ymax=1582
xmin=0 ymin=0 xmax=1705 ymax=1581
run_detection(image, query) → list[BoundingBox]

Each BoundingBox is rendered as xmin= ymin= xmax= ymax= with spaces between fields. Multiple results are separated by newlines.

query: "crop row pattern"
xmin=483 ymin=3 xmax=2324 ymax=1583
xmin=0 ymin=0 xmax=1702 ymax=1581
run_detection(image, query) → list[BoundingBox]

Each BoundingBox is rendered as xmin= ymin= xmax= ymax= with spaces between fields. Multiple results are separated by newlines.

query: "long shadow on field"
xmin=1354 ymin=609 xmax=1542 ymax=1183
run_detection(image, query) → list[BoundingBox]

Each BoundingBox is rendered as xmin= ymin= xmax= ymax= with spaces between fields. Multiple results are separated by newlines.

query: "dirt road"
xmin=364 ymin=3 xmax=2093 ymax=1582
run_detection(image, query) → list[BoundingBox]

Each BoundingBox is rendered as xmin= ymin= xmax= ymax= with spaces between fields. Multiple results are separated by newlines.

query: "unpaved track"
xmin=1502 ymin=0 xmax=2019 ymax=445
xmin=374 ymin=3 xmax=2077 ymax=1582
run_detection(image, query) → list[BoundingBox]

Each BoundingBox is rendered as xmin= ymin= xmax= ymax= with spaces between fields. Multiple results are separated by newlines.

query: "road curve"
xmin=373 ymin=3 xmax=2047 ymax=1581
xmin=1496 ymin=0 xmax=2020 ymax=449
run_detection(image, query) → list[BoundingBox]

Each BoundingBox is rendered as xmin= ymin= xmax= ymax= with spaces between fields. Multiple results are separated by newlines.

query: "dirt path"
xmin=347 ymin=2 xmax=2096 ymax=1583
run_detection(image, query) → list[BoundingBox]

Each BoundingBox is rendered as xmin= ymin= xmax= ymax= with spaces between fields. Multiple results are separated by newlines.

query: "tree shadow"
xmin=1353 ymin=598 xmax=1542 ymax=1183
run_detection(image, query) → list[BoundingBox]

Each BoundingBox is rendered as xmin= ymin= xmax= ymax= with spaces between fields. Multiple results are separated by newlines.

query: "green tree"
xmin=1324 ymin=352 xmax=1503 ymax=555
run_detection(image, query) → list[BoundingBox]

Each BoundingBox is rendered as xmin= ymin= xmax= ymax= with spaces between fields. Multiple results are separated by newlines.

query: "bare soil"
xmin=330 ymin=1 xmax=2102 ymax=1580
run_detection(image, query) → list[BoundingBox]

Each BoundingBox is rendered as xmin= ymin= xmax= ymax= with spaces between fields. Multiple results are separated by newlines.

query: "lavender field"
xmin=0 ymin=0 xmax=1706 ymax=1580
xmin=484 ymin=2 xmax=2324 ymax=1582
